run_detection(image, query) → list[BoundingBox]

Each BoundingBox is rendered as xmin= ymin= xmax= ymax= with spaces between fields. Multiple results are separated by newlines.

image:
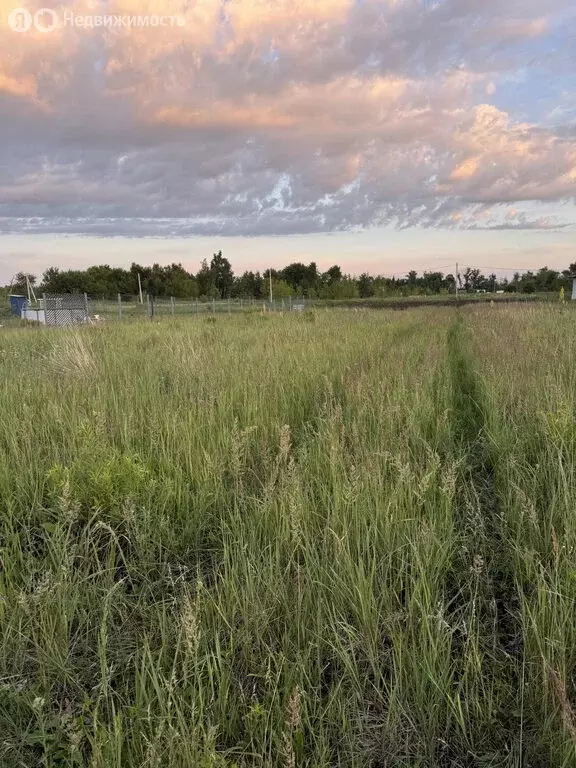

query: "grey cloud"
xmin=0 ymin=0 xmax=574 ymax=237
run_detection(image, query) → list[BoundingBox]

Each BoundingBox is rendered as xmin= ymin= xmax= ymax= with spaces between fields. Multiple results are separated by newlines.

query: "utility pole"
xmin=138 ymin=273 xmax=143 ymax=304
xmin=26 ymin=275 xmax=37 ymax=304
xmin=455 ymin=262 xmax=459 ymax=301
xmin=269 ymin=270 xmax=273 ymax=306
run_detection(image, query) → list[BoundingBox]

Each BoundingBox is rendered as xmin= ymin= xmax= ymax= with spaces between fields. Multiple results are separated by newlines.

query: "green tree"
xmin=234 ymin=271 xmax=264 ymax=298
xmin=271 ymin=279 xmax=294 ymax=298
xmin=323 ymin=265 xmax=342 ymax=284
xmin=421 ymin=272 xmax=445 ymax=294
xmin=162 ymin=263 xmax=198 ymax=298
xmin=10 ymin=272 xmax=36 ymax=295
xmin=282 ymin=263 xmax=309 ymax=294
xmin=462 ymin=267 xmax=483 ymax=292
xmin=196 ymin=259 xmax=217 ymax=299
xmin=358 ymin=273 xmax=374 ymax=298
xmin=210 ymin=251 xmax=234 ymax=299
xmin=534 ymin=267 xmax=559 ymax=293
xmin=40 ymin=268 xmax=86 ymax=294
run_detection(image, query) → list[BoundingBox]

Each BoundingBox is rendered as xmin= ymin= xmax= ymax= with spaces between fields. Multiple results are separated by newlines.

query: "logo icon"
xmin=7 ymin=7 xmax=58 ymax=32
xmin=8 ymin=7 xmax=33 ymax=31
xmin=34 ymin=7 xmax=57 ymax=32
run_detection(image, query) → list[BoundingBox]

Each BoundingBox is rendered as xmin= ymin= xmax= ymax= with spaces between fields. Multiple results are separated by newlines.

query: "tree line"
xmin=6 ymin=253 xmax=576 ymax=301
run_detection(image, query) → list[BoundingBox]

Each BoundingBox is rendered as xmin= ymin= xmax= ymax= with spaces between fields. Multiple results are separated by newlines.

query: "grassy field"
xmin=0 ymin=306 xmax=575 ymax=766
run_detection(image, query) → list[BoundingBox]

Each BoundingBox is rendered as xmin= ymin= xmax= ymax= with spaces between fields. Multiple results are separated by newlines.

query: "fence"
xmin=89 ymin=295 xmax=310 ymax=321
xmin=43 ymin=293 xmax=90 ymax=326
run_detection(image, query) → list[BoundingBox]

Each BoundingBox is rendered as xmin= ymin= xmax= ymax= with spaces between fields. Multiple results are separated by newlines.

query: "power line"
xmin=380 ymin=264 xmax=570 ymax=277
xmin=459 ymin=265 xmax=570 ymax=273
xmin=379 ymin=263 xmax=456 ymax=278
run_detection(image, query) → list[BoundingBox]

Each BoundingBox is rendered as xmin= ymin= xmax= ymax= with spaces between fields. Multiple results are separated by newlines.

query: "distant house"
xmin=8 ymin=293 xmax=90 ymax=325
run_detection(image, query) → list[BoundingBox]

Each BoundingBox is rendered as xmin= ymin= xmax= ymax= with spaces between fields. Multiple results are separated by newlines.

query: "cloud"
xmin=0 ymin=0 xmax=575 ymax=237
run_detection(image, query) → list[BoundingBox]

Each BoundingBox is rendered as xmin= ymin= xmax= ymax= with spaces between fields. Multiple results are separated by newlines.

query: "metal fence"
xmin=43 ymin=293 xmax=90 ymax=326
xmin=89 ymin=295 xmax=310 ymax=321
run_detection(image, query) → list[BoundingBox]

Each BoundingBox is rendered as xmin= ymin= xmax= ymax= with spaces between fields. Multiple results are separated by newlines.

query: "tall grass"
xmin=469 ymin=305 xmax=576 ymax=766
xmin=0 ymin=306 xmax=575 ymax=766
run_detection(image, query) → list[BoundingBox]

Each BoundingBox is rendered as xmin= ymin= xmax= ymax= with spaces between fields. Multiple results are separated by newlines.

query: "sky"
xmin=0 ymin=0 xmax=575 ymax=283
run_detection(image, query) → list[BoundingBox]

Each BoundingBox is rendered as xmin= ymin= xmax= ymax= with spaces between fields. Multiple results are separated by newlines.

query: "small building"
xmin=571 ymin=275 xmax=576 ymax=301
xmin=9 ymin=295 xmax=27 ymax=317
xmin=9 ymin=294 xmax=46 ymax=323
xmin=43 ymin=293 xmax=89 ymax=325
xmin=7 ymin=293 xmax=90 ymax=326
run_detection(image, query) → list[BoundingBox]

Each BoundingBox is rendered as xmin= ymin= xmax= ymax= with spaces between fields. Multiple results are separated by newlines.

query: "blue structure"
xmin=9 ymin=295 xmax=27 ymax=317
